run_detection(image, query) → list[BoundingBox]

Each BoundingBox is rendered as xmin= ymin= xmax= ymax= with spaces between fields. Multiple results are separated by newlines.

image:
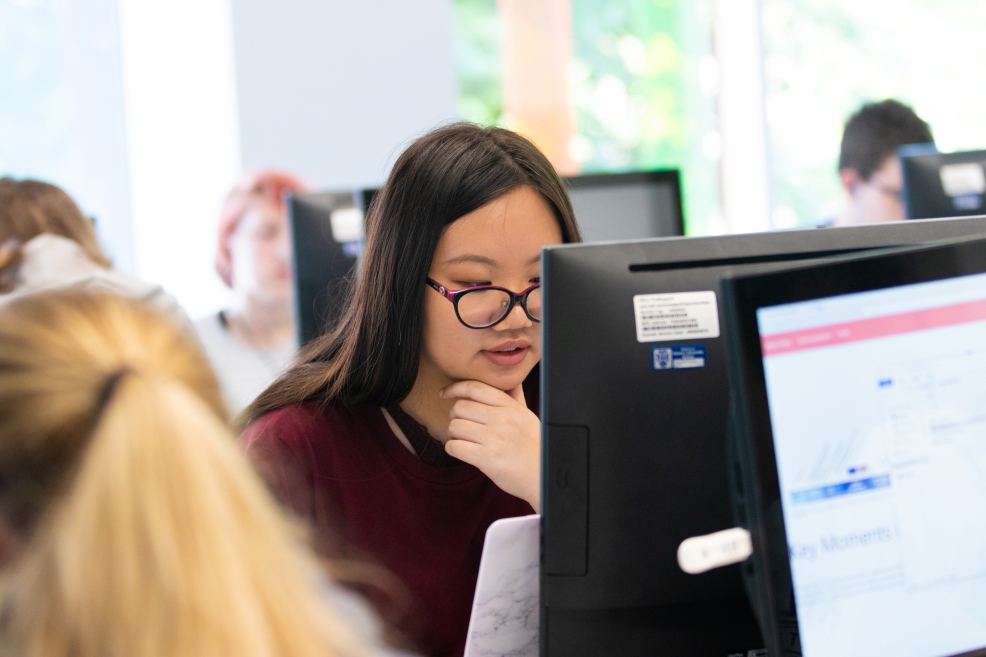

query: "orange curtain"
xmin=498 ymin=0 xmax=579 ymax=175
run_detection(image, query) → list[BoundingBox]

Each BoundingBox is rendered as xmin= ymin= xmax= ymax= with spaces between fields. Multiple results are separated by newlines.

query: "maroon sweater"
xmin=238 ymin=376 xmax=537 ymax=657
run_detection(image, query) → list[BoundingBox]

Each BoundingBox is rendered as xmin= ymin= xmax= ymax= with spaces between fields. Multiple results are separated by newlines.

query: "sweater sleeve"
xmin=238 ymin=408 xmax=318 ymax=527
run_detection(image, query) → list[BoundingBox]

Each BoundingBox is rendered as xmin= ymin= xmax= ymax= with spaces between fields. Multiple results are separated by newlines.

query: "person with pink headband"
xmin=195 ymin=170 xmax=308 ymax=415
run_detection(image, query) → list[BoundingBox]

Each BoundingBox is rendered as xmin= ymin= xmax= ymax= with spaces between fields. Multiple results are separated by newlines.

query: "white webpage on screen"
xmin=756 ymin=272 xmax=986 ymax=657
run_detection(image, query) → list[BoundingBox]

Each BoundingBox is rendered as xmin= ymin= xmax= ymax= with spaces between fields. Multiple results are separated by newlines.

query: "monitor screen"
xmin=289 ymin=191 xmax=365 ymax=345
xmin=902 ymin=150 xmax=986 ymax=220
xmin=755 ymin=273 xmax=986 ymax=657
xmin=540 ymin=215 xmax=986 ymax=656
xmin=565 ymin=170 xmax=683 ymax=240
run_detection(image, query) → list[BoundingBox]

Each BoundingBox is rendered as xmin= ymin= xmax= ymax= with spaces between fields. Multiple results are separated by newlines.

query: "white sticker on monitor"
xmin=633 ymin=291 xmax=720 ymax=342
xmin=940 ymin=163 xmax=986 ymax=197
xmin=329 ymin=207 xmax=365 ymax=243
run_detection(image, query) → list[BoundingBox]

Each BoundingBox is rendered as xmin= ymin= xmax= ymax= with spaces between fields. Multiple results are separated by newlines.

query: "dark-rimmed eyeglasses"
xmin=426 ymin=278 xmax=541 ymax=329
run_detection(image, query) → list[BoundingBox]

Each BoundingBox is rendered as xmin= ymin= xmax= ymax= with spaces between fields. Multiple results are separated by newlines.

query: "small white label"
xmin=633 ymin=291 xmax=720 ymax=343
xmin=940 ymin=163 xmax=986 ymax=197
xmin=329 ymin=207 xmax=365 ymax=243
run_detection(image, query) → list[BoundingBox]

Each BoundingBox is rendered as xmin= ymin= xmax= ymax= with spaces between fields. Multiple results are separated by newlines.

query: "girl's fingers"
xmin=505 ymin=384 xmax=526 ymax=405
xmin=448 ymin=418 xmax=494 ymax=444
xmin=444 ymin=438 xmax=484 ymax=465
xmin=440 ymin=379 xmax=512 ymax=406
xmin=448 ymin=399 xmax=495 ymax=423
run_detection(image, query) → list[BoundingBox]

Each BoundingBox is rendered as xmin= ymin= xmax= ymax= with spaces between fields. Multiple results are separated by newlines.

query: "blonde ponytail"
xmin=0 ymin=292 xmax=370 ymax=657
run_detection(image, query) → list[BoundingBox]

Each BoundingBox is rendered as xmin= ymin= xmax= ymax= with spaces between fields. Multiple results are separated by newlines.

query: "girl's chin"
xmin=472 ymin=357 xmax=537 ymax=391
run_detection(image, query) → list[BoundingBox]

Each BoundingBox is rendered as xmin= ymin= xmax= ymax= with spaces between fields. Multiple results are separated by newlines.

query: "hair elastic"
xmin=97 ymin=367 xmax=132 ymax=413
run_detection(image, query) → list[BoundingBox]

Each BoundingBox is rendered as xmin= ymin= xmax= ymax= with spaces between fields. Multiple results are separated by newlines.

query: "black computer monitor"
xmin=360 ymin=187 xmax=380 ymax=215
xmin=540 ymin=216 xmax=986 ymax=656
xmin=722 ymin=234 xmax=986 ymax=657
xmin=564 ymin=169 xmax=684 ymax=241
xmin=289 ymin=190 xmax=369 ymax=345
xmin=901 ymin=149 xmax=986 ymax=219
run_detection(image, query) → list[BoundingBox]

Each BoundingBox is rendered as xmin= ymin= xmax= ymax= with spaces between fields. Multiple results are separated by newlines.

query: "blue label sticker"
xmin=652 ymin=344 xmax=706 ymax=370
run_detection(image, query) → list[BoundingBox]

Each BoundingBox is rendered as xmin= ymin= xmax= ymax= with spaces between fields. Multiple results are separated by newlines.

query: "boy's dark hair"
xmin=838 ymin=99 xmax=934 ymax=180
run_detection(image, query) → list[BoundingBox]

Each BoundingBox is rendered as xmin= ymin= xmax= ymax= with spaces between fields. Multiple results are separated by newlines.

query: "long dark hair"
xmin=241 ymin=123 xmax=582 ymax=426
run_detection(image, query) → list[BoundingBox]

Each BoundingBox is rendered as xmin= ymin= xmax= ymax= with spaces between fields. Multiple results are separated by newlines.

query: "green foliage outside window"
xmin=454 ymin=0 xmax=504 ymax=128
xmin=763 ymin=0 xmax=986 ymax=226
xmin=453 ymin=0 xmax=719 ymax=235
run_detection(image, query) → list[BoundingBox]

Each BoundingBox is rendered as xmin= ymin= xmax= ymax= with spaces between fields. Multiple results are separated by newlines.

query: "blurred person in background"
xmin=0 ymin=291 xmax=407 ymax=657
xmin=197 ymin=170 xmax=307 ymax=415
xmin=833 ymin=99 xmax=934 ymax=226
xmin=0 ymin=177 xmax=188 ymax=328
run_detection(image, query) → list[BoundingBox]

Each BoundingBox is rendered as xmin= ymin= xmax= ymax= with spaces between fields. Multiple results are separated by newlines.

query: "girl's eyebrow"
xmin=442 ymin=254 xmax=498 ymax=267
xmin=441 ymin=253 xmax=542 ymax=267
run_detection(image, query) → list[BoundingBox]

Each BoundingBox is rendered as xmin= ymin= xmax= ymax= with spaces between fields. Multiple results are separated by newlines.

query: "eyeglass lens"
xmin=457 ymin=287 xmax=541 ymax=327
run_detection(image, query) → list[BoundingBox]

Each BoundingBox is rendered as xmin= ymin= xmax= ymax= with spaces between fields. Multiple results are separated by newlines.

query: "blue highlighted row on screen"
xmin=791 ymin=475 xmax=891 ymax=505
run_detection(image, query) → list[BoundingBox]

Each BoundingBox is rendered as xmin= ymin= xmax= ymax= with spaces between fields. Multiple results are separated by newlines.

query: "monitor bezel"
xmin=722 ymin=234 xmax=986 ymax=657
xmin=288 ymin=190 xmax=363 ymax=345
xmin=901 ymin=150 xmax=986 ymax=220
xmin=563 ymin=168 xmax=685 ymax=237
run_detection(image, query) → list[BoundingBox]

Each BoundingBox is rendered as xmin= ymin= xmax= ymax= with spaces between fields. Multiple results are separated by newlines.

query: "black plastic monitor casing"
xmin=720 ymin=234 xmax=986 ymax=657
xmin=902 ymin=150 xmax=986 ymax=219
xmin=565 ymin=169 xmax=684 ymax=240
xmin=288 ymin=191 xmax=366 ymax=345
xmin=540 ymin=216 xmax=986 ymax=657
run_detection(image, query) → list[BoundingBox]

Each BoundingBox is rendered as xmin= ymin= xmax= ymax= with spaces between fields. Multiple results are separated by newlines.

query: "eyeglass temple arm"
xmin=426 ymin=278 xmax=457 ymax=302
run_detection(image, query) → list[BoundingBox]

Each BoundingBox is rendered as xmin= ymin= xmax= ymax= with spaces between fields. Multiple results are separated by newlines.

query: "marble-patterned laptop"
xmin=464 ymin=514 xmax=540 ymax=657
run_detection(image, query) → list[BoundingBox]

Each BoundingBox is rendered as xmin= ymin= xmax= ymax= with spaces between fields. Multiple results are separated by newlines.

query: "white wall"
xmin=118 ymin=0 xmax=242 ymax=319
xmin=116 ymin=0 xmax=459 ymax=319
xmin=229 ymin=0 xmax=459 ymax=191
xmin=0 ymin=0 xmax=132 ymax=270
xmin=714 ymin=0 xmax=771 ymax=234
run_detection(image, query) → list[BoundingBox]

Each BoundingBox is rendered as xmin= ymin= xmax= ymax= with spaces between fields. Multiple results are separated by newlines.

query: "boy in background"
xmin=834 ymin=99 xmax=934 ymax=226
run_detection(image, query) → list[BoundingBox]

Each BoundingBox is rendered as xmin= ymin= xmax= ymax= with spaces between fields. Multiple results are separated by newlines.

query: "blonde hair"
xmin=0 ymin=292 xmax=369 ymax=657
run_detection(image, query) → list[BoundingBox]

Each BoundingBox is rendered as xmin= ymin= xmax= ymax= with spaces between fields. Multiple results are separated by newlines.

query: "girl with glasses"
xmin=238 ymin=123 xmax=582 ymax=657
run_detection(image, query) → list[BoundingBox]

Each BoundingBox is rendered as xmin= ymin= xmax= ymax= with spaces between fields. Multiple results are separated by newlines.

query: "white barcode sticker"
xmin=633 ymin=291 xmax=720 ymax=343
xmin=940 ymin=163 xmax=986 ymax=197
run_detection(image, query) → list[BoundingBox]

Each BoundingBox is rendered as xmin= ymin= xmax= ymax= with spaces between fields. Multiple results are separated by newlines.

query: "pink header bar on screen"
xmin=761 ymin=298 xmax=986 ymax=356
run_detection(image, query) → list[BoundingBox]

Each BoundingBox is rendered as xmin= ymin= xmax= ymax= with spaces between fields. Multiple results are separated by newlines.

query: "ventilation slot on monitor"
xmin=628 ymin=247 xmax=889 ymax=273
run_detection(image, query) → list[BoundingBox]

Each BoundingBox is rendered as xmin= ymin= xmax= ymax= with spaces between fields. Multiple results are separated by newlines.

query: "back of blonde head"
xmin=0 ymin=292 xmax=367 ymax=657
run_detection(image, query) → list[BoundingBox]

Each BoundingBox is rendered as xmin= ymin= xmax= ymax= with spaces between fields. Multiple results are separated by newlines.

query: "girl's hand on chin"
xmin=440 ymin=380 xmax=541 ymax=512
